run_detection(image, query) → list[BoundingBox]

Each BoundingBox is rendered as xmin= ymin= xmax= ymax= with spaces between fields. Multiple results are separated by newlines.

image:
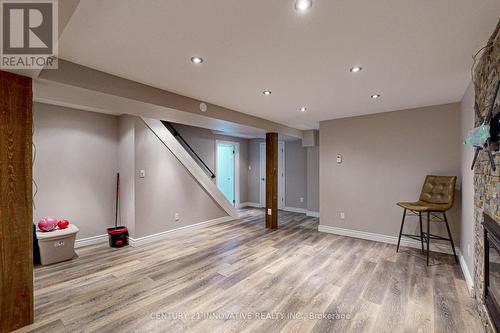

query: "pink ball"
xmin=38 ymin=217 xmax=58 ymax=232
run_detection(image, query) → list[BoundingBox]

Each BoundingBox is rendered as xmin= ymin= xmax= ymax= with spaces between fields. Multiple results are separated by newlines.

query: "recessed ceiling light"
xmin=263 ymin=90 xmax=272 ymax=95
xmin=371 ymin=94 xmax=381 ymax=99
xmin=350 ymin=66 xmax=362 ymax=73
xmin=191 ymin=56 xmax=203 ymax=64
xmin=295 ymin=0 xmax=312 ymax=12
xmin=299 ymin=107 xmax=307 ymax=112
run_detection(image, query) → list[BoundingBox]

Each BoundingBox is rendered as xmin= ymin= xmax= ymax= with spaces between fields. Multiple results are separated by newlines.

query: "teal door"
xmin=216 ymin=143 xmax=235 ymax=205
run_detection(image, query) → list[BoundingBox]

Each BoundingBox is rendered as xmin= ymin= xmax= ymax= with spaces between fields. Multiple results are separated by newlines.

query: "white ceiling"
xmin=58 ymin=0 xmax=500 ymax=130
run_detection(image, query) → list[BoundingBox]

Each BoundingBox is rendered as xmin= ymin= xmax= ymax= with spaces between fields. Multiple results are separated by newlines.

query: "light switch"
xmin=139 ymin=169 xmax=146 ymax=178
xmin=267 ymin=208 xmax=272 ymax=216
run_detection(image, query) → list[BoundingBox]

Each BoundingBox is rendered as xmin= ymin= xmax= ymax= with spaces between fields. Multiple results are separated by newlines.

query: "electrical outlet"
xmin=139 ymin=169 xmax=146 ymax=178
xmin=340 ymin=212 xmax=345 ymax=220
xmin=174 ymin=213 xmax=180 ymax=221
xmin=300 ymin=197 xmax=304 ymax=203
xmin=336 ymin=154 xmax=342 ymax=164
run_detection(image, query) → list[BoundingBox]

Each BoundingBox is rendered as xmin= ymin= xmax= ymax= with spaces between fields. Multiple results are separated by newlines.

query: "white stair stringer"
xmin=141 ymin=117 xmax=238 ymax=218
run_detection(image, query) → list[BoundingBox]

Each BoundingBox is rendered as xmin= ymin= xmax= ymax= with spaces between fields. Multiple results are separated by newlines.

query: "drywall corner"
xmin=118 ymin=114 xmax=136 ymax=238
xmin=459 ymin=82 xmax=476 ymax=292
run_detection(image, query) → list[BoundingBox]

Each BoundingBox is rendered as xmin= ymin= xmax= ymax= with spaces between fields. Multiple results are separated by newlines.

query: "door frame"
xmin=259 ymin=141 xmax=285 ymax=209
xmin=215 ymin=140 xmax=240 ymax=207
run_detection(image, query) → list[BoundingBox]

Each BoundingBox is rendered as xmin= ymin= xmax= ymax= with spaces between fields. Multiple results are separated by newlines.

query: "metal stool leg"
xmin=443 ymin=212 xmax=458 ymax=263
xmin=426 ymin=211 xmax=430 ymax=266
xmin=419 ymin=212 xmax=424 ymax=252
xmin=396 ymin=209 xmax=406 ymax=252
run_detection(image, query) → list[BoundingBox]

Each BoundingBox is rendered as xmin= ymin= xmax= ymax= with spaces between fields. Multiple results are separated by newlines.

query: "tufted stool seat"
xmin=397 ymin=201 xmax=450 ymax=212
xmin=396 ymin=175 xmax=457 ymax=265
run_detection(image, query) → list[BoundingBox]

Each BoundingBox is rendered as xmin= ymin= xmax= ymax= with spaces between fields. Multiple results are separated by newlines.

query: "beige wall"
xmin=302 ymin=130 xmax=319 ymax=147
xmin=33 ymin=103 xmax=118 ymax=239
xmin=320 ymin=103 xmax=462 ymax=242
xmin=134 ymin=119 xmax=226 ymax=238
xmin=118 ymin=115 xmax=136 ymax=237
xmin=307 ymin=146 xmax=320 ymax=212
xmin=459 ymin=83 xmax=475 ymax=274
xmin=285 ymin=140 xmax=308 ymax=209
xmin=248 ymin=139 xmax=262 ymax=204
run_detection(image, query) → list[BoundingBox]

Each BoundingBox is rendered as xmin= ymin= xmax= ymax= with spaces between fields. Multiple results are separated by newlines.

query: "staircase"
xmin=141 ymin=117 xmax=237 ymax=218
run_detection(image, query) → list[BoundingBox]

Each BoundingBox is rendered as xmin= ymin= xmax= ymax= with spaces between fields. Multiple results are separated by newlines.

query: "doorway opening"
xmin=259 ymin=142 xmax=285 ymax=209
xmin=216 ymin=141 xmax=239 ymax=207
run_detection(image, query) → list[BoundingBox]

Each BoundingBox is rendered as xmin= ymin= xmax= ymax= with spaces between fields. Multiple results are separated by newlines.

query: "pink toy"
xmin=38 ymin=217 xmax=58 ymax=232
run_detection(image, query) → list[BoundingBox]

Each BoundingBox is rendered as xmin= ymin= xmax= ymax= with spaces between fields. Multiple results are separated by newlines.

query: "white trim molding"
xmin=459 ymin=253 xmax=474 ymax=295
xmin=238 ymin=202 xmax=261 ymax=208
xmin=284 ymin=206 xmax=307 ymax=214
xmin=141 ymin=117 xmax=237 ymax=218
xmin=318 ymin=225 xmax=460 ymax=255
xmin=215 ymin=139 xmax=240 ymax=207
xmin=283 ymin=207 xmax=319 ymax=218
xmin=75 ymin=234 xmax=108 ymax=248
xmin=128 ymin=216 xmax=234 ymax=247
xmin=306 ymin=211 xmax=320 ymax=218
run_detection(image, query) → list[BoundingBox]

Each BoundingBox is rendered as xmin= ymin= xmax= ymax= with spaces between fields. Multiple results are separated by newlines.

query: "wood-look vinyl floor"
xmin=15 ymin=209 xmax=483 ymax=333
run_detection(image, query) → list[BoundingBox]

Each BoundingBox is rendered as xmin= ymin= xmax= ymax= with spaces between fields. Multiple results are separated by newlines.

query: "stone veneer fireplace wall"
xmin=473 ymin=21 xmax=500 ymax=332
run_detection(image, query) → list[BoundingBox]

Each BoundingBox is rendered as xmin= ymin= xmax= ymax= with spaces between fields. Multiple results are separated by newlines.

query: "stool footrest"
xmin=401 ymin=233 xmax=422 ymax=241
xmin=421 ymin=232 xmax=450 ymax=242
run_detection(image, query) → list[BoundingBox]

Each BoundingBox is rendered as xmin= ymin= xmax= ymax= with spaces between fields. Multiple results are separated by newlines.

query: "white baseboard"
xmin=306 ymin=211 xmax=320 ymax=218
xmin=75 ymin=234 xmax=108 ymax=248
xmin=238 ymin=204 xmax=319 ymax=219
xmin=236 ymin=204 xmax=319 ymax=220
xmin=459 ymin=253 xmax=474 ymax=295
xmin=238 ymin=202 xmax=261 ymax=208
xmin=283 ymin=207 xmax=320 ymax=218
xmin=128 ymin=216 xmax=234 ymax=247
xmin=284 ymin=206 xmax=307 ymax=214
xmin=318 ymin=224 xmax=459 ymax=255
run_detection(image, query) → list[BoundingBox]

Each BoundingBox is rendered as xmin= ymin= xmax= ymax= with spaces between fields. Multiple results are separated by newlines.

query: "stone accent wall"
xmin=473 ymin=20 xmax=500 ymax=332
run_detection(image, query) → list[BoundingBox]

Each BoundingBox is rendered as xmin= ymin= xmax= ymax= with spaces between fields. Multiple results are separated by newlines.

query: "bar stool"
xmin=396 ymin=175 xmax=458 ymax=266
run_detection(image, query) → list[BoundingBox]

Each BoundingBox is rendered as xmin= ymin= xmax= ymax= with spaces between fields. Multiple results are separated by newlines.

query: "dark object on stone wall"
xmin=471 ymin=80 xmax=499 ymax=171
xmin=490 ymin=82 xmax=500 ymax=150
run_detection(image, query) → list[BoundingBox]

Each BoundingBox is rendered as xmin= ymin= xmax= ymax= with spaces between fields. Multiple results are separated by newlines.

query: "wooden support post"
xmin=0 ymin=71 xmax=33 ymax=332
xmin=265 ymin=133 xmax=278 ymax=229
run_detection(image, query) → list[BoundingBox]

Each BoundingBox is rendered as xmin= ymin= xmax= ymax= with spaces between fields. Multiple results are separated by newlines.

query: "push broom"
xmin=106 ymin=173 xmax=128 ymax=247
